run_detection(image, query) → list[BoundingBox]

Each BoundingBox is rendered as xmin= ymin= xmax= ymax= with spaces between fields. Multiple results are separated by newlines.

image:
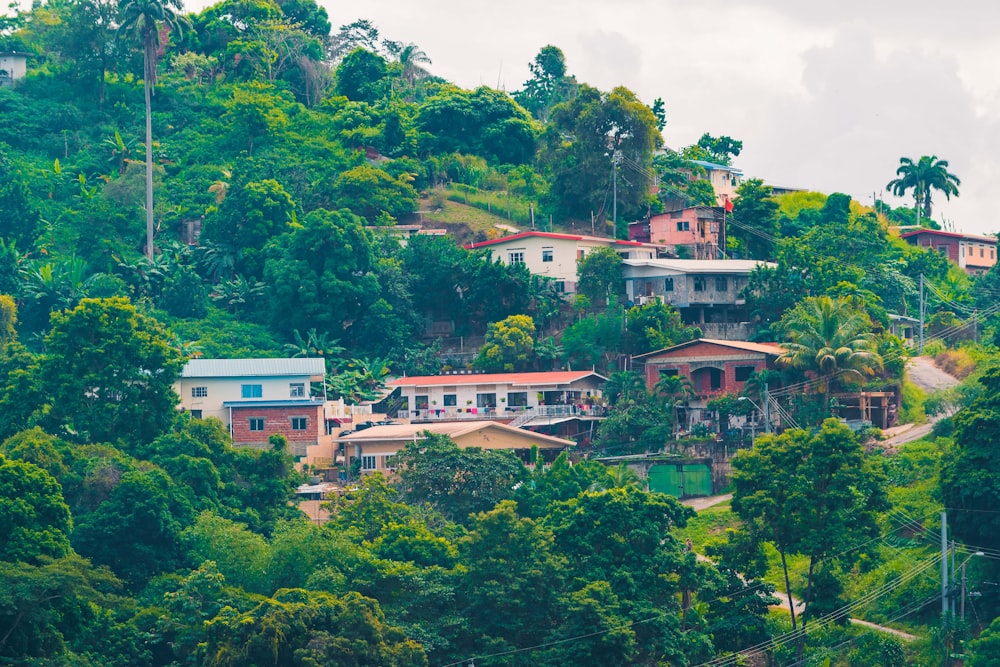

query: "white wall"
xmin=176 ymin=375 xmax=316 ymax=420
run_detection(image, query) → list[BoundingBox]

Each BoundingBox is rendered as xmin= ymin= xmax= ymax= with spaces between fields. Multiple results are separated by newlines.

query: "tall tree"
xmin=886 ymin=155 xmax=960 ymax=223
xmin=41 ymin=297 xmax=183 ymax=446
xmin=540 ymin=84 xmax=661 ymax=225
xmin=118 ymin=0 xmax=188 ymax=259
xmin=732 ymin=419 xmax=887 ymax=660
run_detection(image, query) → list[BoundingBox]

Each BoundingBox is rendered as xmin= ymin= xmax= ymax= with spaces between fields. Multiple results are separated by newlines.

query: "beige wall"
xmin=175 ymin=375 xmax=317 ymax=420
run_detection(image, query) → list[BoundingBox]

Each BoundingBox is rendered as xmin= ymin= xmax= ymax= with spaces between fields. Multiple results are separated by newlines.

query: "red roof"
xmin=466 ymin=231 xmax=650 ymax=249
xmin=389 ymin=370 xmax=606 ymax=388
xmin=900 ymin=229 xmax=997 ymax=244
xmin=634 ymin=338 xmax=785 ymax=360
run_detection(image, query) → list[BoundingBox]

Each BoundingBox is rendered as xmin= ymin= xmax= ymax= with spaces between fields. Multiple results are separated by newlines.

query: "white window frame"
xmin=361 ymin=455 xmax=377 ymax=471
xmin=290 ymin=416 xmax=308 ymax=430
xmin=289 ymin=382 xmax=306 ymax=398
xmin=248 ymin=417 xmax=265 ymax=431
xmin=191 ymin=386 xmax=208 ymax=398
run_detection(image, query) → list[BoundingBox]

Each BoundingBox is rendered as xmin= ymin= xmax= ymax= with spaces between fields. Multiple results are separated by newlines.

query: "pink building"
xmin=899 ymin=229 xmax=997 ymax=276
xmin=628 ymin=206 xmax=725 ymax=259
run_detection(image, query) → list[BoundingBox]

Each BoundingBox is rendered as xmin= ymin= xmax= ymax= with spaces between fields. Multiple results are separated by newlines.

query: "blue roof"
xmin=183 ymin=358 xmax=326 ymax=379
xmin=689 ymin=159 xmax=743 ymax=174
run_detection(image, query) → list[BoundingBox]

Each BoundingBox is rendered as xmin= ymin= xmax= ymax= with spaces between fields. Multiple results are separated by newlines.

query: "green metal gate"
xmin=648 ymin=463 xmax=712 ymax=498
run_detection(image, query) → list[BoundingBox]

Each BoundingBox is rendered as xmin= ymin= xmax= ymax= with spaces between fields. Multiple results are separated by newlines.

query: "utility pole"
xmin=612 ymin=150 xmax=622 ymax=234
xmin=763 ymin=384 xmax=772 ymax=433
xmin=942 ymin=511 xmax=949 ymax=617
xmin=919 ymin=275 xmax=925 ymax=354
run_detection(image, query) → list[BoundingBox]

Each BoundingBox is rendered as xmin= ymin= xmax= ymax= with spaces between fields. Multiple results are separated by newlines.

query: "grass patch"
xmin=419 ymin=198 xmax=520 ymax=233
xmin=676 ymin=501 xmax=739 ymax=553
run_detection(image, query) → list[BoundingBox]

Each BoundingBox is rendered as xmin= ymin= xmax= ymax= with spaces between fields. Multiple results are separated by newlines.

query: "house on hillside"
xmin=322 ymin=420 xmax=575 ymax=475
xmin=627 ymin=205 xmax=725 ymax=259
xmin=622 ymin=258 xmax=774 ymax=340
xmin=388 ymin=370 xmax=606 ymax=421
xmin=175 ymin=358 xmax=330 ymax=455
xmin=0 ymin=52 xmax=27 ymax=87
xmin=689 ymin=160 xmax=743 ymax=205
xmin=635 ymin=338 xmax=784 ymax=431
xmin=465 ymin=231 xmax=663 ymax=295
xmin=899 ymin=228 xmax=997 ymax=276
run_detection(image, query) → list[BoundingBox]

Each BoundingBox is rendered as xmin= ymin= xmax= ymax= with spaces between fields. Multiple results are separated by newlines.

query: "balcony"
xmin=400 ymin=404 xmax=607 ymax=422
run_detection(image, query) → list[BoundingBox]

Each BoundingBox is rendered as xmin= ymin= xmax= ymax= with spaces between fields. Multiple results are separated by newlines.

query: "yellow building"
xmin=323 ymin=420 xmax=575 ymax=475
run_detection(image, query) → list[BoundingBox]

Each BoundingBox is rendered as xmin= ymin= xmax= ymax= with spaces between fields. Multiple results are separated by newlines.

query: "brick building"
xmin=635 ymin=338 xmax=784 ymax=430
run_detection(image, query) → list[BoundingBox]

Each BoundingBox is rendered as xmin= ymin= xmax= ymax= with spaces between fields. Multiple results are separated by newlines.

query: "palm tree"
xmin=589 ymin=462 xmax=647 ymax=491
xmin=654 ymin=373 xmax=694 ymax=437
xmin=118 ymin=0 xmax=188 ymax=260
xmin=887 ymin=155 xmax=960 ymax=224
xmin=396 ymin=43 xmax=432 ymax=86
xmin=777 ymin=296 xmax=883 ymax=416
xmin=603 ymin=370 xmax=646 ymax=406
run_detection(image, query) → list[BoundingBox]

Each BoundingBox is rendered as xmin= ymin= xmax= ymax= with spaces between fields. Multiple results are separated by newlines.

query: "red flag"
xmin=724 ymin=197 xmax=734 ymax=213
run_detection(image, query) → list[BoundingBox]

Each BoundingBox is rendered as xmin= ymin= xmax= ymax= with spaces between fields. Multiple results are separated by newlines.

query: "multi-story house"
xmin=465 ymin=231 xmax=662 ymax=295
xmin=175 ymin=358 xmax=329 ymax=455
xmin=899 ymin=228 xmax=998 ymax=275
xmin=628 ymin=205 xmax=725 ymax=259
xmin=635 ymin=338 xmax=784 ymax=431
xmin=689 ymin=159 xmax=743 ymax=205
xmin=622 ymin=258 xmax=774 ymax=340
xmin=388 ymin=370 xmax=606 ymax=421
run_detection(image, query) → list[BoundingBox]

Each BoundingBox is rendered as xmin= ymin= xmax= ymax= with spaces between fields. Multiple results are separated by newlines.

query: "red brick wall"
xmin=230 ymin=405 xmax=323 ymax=451
xmin=644 ymin=359 xmax=767 ymax=395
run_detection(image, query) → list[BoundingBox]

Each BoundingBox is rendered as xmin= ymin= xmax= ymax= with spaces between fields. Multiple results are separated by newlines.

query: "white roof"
xmin=181 ymin=358 xmax=326 ymax=378
xmin=622 ymin=258 xmax=775 ymax=274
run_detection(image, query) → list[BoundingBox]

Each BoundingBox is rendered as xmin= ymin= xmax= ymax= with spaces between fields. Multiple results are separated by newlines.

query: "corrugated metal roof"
xmin=622 ymin=258 xmax=775 ymax=274
xmin=182 ymin=358 xmax=326 ymax=378
xmin=335 ymin=420 xmax=574 ymax=448
xmin=389 ymin=370 xmax=606 ymax=388
xmin=634 ymin=338 xmax=785 ymax=360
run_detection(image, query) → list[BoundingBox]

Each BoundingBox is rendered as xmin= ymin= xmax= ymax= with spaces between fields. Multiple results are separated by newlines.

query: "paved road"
xmin=680 ymin=493 xmax=732 ymax=511
xmin=907 ymin=356 xmax=960 ymax=393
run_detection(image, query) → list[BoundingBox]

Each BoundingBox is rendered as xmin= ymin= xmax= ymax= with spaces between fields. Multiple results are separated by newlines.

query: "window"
xmin=291 ymin=417 xmax=308 ymax=430
xmin=676 ymin=221 xmax=690 ymax=231
xmin=664 ymin=277 xmax=674 ymax=292
xmin=542 ymin=248 xmax=553 ymax=262
xmin=190 ymin=410 xmax=202 ymax=419
xmin=191 ymin=386 xmax=208 ymax=398
xmin=735 ymin=366 xmax=755 ymax=382
xmin=992 ymin=249 xmax=996 ymax=259
xmin=241 ymin=384 xmax=263 ymax=398
xmin=693 ymin=276 xmax=706 ymax=292
xmin=443 ymin=394 xmax=457 ymax=407
xmin=981 ymin=246 xmax=985 ymax=258
xmin=289 ymin=383 xmax=305 ymax=398
xmin=715 ymin=276 xmax=728 ymax=291
xmin=248 ymin=417 xmax=265 ymax=432
xmin=555 ymin=281 xmax=566 ymax=293
xmin=477 ymin=393 xmax=497 ymax=408
xmin=508 ymin=251 xmax=525 ymax=264
xmin=361 ymin=455 xmax=377 ymax=471
xmin=577 ymin=249 xmax=586 ymax=260
xmin=508 ymin=391 xmax=528 ymax=407
xmin=384 ymin=455 xmax=396 ymax=470
xmin=709 ymin=368 xmax=722 ymax=391
xmin=415 ymin=395 xmax=429 ymax=410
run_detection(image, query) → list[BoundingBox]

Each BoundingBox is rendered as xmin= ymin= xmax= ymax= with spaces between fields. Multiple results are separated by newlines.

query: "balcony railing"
xmin=399 ymin=404 xmax=607 ymax=422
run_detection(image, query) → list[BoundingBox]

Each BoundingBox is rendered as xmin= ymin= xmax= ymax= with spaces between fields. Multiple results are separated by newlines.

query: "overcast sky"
xmin=189 ymin=0 xmax=1000 ymax=235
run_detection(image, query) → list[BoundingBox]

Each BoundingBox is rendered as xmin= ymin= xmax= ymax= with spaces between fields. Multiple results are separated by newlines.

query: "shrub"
xmin=934 ymin=348 xmax=975 ymax=379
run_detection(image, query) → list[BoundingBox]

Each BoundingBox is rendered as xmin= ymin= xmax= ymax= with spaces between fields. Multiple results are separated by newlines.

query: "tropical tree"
xmin=776 ymin=295 xmax=883 ymax=417
xmin=118 ymin=0 xmax=188 ymax=259
xmin=886 ymin=155 xmax=961 ymax=224
xmin=395 ymin=42 xmax=431 ymax=85
xmin=655 ymin=373 xmax=694 ymax=436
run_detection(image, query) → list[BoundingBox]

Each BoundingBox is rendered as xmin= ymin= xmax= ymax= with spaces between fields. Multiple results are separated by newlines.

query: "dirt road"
xmin=906 ymin=356 xmax=960 ymax=393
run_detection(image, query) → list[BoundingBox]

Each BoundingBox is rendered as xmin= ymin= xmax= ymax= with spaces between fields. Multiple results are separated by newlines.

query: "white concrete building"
xmin=0 ymin=53 xmax=27 ymax=87
xmin=466 ymin=231 xmax=662 ymax=295
xmin=388 ymin=370 xmax=606 ymax=421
